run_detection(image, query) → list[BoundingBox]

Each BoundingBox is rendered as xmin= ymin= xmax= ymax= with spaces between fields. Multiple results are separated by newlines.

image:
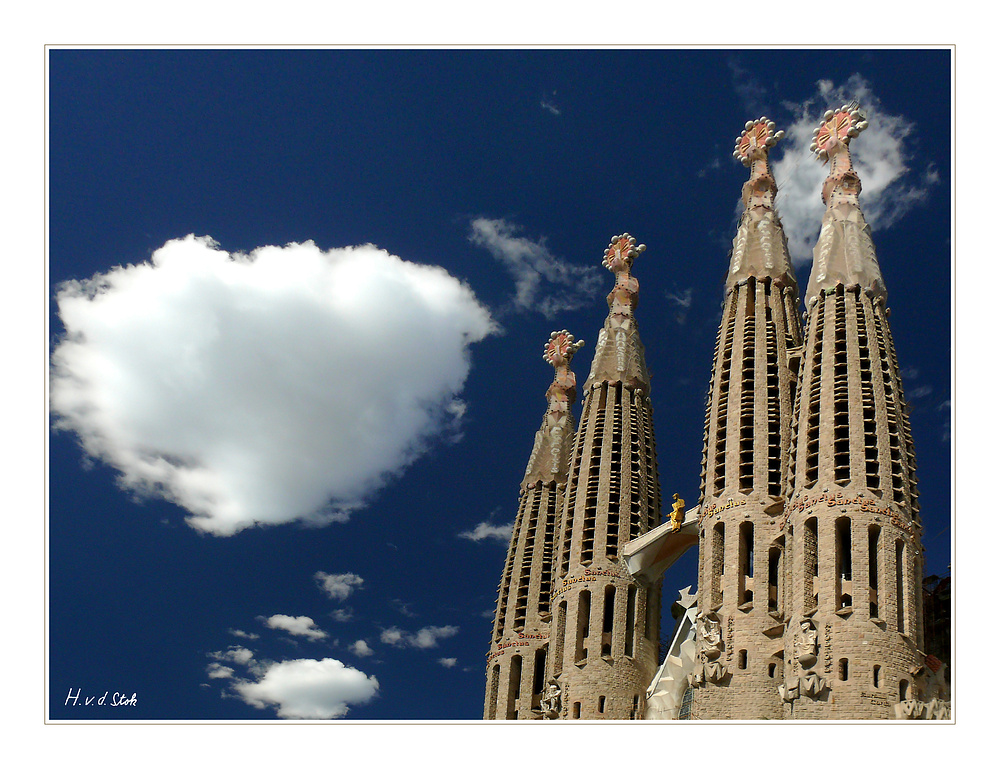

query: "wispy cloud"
xmin=664 ymin=287 xmax=695 ymax=325
xmin=50 ymin=235 xmax=496 ymax=535
xmin=391 ymin=599 xmax=419 ymax=618
xmin=260 ymin=614 xmax=328 ymax=641
xmin=438 ymin=657 xmax=458 ymax=668
xmin=458 ymin=520 xmax=514 ymax=543
xmin=315 ymin=571 xmax=364 ymax=601
xmin=728 ymin=56 xmax=770 ymax=117
xmin=771 ymin=75 xmax=940 ymax=265
xmin=469 ymin=218 xmax=603 ymax=318
xmin=540 ymin=92 xmax=561 ymax=116
xmin=380 ymin=625 xmax=459 ymax=649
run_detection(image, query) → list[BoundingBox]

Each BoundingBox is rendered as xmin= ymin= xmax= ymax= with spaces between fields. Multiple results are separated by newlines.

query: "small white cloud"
xmin=330 ymin=608 xmax=355 ymax=623
xmin=772 ymin=75 xmax=940 ymax=264
xmin=458 ymin=521 xmax=513 ymax=543
xmin=350 ymin=640 xmax=374 ymax=657
xmin=380 ymin=625 xmax=459 ymax=649
xmin=233 ymin=658 xmax=379 ymax=720
xmin=469 ymin=218 xmax=603 ymax=318
xmin=908 ymin=385 xmax=933 ymax=399
xmin=210 ymin=646 xmax=256 ymax=667
xmin=206 ymin=662 xmax=235 ymax=679
xmin=262 ymin=614 xmax=328 ymax=641
xmin=50 ymin=235 xmax=496 ymax=536
xmin=438 ymin=657 xmax=458 ymax=668
xmin=315 ymin=571 xmax=364 ymax=601
xmin=228 ymin=629 xmax=259 ymax=640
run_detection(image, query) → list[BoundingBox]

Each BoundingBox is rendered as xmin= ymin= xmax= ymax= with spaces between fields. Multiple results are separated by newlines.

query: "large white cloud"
xmin=232 ymin=658 xmax=379 ymax=720
xmin=772 ymin=75 xmax=940 ymax=264
xmin=50 ymin=235 xmax=495 ymax=535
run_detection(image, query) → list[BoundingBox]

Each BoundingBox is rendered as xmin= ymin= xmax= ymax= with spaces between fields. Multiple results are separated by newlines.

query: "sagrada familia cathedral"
xmin=483 ymin=105 xmax=950 ymax=720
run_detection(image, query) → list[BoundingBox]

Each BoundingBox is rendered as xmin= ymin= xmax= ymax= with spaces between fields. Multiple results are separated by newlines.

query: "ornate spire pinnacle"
xmin=602 ymin=231 xmax=645 ymax=322
xmin=805 ymin=103 xmax=884 ymax=304
xmin=585 ymin=234 xmax=651 ymax=392
xmin=810 ymin=103 xmax=870 ymax=208
xmin=522 ymin=330 xmax=584 ymax=487
xmin=727 ymin=118 xmax=796 ymax=291
xmin=734 ymin=116 xmax=785 ymax=211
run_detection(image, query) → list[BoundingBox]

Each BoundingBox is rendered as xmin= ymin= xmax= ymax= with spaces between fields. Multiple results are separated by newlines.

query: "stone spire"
xmin=727 ymin=117 xmax=797 ymax=292
xmin=547 ymin=233 xmax=661 ymax=720
xmin=584 ymin=233 xmax=651 ymax=393
xmin=780 ymin=104 xmax=938 ymax=719
xmin=522 ymin=331 xmax=585 ymax=487
xmin=804 ymin=104 xmax=886 ymax=305
xmin=690 ymin=118 xmax=803 ymax=719
xmin=485 ymin=330 xmax=583 ymax=720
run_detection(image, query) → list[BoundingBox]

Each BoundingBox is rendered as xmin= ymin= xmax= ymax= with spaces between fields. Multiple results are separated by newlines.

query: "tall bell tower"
xmin=780 ymin=104 xmax=942 ymax=718
xmin=484 ymin=330 xmax=584 ymax=719
xmin=547 ymin=234 xmax=662 ymax=720
xmin=690 ymin=118 xmax=803 ymax=719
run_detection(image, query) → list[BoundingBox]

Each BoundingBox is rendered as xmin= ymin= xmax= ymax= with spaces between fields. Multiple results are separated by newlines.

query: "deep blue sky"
xmin=46 ymin=48 xmax=951 ymax=722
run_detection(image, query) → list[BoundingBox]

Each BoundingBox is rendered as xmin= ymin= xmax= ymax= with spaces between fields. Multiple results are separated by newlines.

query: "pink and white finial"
xmin=733 ymin=116 xmax=785 ymax=167
xmin=543 ymin=330 xmax=585 ymax=368
xmin=810 ymin=103 xmax=869 ymax=163
xmin=602 ymin=233 xmax=646 ymax=272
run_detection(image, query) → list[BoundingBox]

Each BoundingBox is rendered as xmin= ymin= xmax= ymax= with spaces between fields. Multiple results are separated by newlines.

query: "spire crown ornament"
xmin=543 ymin=329 xmax=585 ymax=369
xmin=810 ymin=102 xmax=870 ymax=208
xmin=602 ymin=232 xmax=646 ymax=273
xmin=733 ymin=116 xmax=785 ymax=167
xmin=734 ymin=116 xmax=784 ymax=212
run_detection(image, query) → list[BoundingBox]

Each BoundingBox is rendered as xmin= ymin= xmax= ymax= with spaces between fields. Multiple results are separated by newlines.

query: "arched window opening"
xmin=625 ymin=586 xmax=637 ymax=657
xmin=869 ymin=526 xmax=881 ymax=619
xmin=506 ymin=655 xmax=522 ymax=719
xmin=739 ymin=521 xmax=754 ymax=608
xmin=575 ymin=591 xmax=591 ymax=663
xmin=836 ymin=517 xmax=853 ymax=610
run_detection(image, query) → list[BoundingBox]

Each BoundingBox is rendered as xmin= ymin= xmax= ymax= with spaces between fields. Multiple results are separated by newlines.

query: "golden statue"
xmin=671 ymin=493 xmax=685 ymax=530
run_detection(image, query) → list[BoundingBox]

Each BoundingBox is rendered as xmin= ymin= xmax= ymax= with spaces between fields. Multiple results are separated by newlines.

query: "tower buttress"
xmin=485 ymin=330 xmax=583 ymax=720
xmin=548 ymin=234 xmax=661 ymax=720
xmin=691 ymin=118 xmax=802 ymax=719
xmin=781 ymin=104 xmax=940 ymax=719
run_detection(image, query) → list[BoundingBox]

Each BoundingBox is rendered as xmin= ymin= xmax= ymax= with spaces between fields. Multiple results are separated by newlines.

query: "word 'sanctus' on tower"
xmin=690 ymin=117 xmax=803 ymax=719
xmin=548 ymin=234 xmax=662 ymax=720
xmin=485 ymin=330 xmax=584 ymax=719
xmin=780 ymin=104 xmax=947 ymax=719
